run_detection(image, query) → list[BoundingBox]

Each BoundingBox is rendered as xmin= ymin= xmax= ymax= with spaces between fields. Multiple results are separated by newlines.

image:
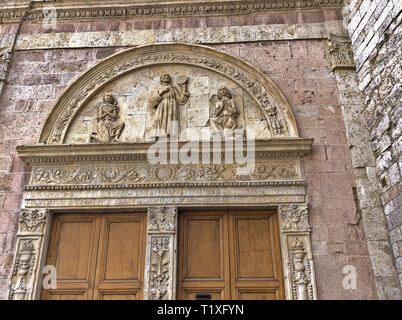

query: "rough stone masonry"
xmin=0 ymin=0 xmax=400 ymax=300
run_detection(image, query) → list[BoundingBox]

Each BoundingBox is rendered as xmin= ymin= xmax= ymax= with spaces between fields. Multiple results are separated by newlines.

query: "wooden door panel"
xmin=231 ymin=215 xmax=276 ymax=280
xmin=93 ymin=213 xmax=146 ymax=300
xmin=42 ymin=213 xmax=146 ymax=300
xmin=178 ymin=210 xmax=285 ymax=300
xmin=177 ymin=211 xmax=230 ymax=300
xmin=41 ymin=214 xmax=100 ymax=300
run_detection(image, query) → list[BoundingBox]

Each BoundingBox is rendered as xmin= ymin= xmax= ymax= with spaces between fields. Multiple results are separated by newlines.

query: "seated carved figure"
xmin=90 ymin=94 xmax=125 ymax=143
xmin=210 ymin=86 xmax=239 ymax=134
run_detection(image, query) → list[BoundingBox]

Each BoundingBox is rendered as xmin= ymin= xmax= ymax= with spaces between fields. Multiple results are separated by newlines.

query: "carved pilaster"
xmin=327 ymin=34 xmax=355 ymax=71
xmin=9 ymin=209 xmax=50 ymax=300
xmin=144 ymin=207 xmax=177 ymax=300
xmin=278 ymin=204 xmax=317 ymax=300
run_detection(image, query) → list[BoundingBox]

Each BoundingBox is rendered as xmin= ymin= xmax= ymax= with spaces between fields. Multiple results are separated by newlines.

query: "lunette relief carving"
xmin=327 ymin=34 xmax=355 ymax=71
xmin=148 ymin=73 xmax=189 ymax=137
xmin=45 ymin=45 xmax=293 ymax=144
xmin=278 ymin=204 xmax=317 ymax=300
xmin=145 ymin=207 xmax=177 ymax=300
xmin=210 ymin=86 xmax=240 ymax=134
xmin=9 ymin=209 xmax=49 ymax=300
xmin=90 ymin=94 xmax=125 ymax=143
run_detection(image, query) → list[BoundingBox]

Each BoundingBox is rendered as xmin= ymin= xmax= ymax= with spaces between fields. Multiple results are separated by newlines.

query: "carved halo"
xmin=39 ymin=43 xmax=299 ymax=144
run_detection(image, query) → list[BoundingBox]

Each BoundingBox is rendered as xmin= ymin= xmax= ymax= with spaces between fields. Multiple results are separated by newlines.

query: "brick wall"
xmin=343 ymin=0 xmax=402 ymax=287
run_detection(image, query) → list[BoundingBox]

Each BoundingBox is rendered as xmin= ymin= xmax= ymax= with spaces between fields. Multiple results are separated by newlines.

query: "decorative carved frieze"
xmin=0 ymin=1 xmax=343 ymax=24
xmin=148 ymin=207 xmax=176 ymax=233
xmin=145 ymin=206 xmax=177 ymax=300
xmin=278 ymin=204 xmax=317 ymax=300
xmin=327 ymin=34 xmax=355 ymax=71
xmin=0 ymin=47 xmax=11 ymax=82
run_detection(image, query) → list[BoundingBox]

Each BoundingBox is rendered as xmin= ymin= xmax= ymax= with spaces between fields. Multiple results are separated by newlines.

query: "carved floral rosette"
xmin=144 ymin=207 xmax=177 ymax=300
xmin=9 ymin=209 xmax=49 ymax=300
xmin=278 ymin=204 xmax=317 ymax=300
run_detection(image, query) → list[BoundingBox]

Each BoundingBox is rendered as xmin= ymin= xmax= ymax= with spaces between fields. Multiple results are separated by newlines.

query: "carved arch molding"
xmin=10 ymin=43 xmax=317 ymax=300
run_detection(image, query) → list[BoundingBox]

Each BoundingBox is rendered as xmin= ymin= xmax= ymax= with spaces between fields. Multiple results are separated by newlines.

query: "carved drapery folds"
xmin=9 ymin=209 xmax=49 ymax=300
xmin=327 ymin=34 xmax=355 ymax=71
xmin=279 ymin=204 xmax=317 ymax=300
xmin=145 ymin=207 xmax=177 ymax=300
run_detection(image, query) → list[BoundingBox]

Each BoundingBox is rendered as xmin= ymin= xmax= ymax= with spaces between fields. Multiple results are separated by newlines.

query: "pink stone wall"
xmin=0 ymin=8 xmax=378 ymax=299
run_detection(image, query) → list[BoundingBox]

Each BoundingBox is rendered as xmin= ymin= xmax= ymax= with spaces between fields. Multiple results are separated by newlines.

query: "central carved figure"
xmin=148 ymin=73 xmax=189 ymax=137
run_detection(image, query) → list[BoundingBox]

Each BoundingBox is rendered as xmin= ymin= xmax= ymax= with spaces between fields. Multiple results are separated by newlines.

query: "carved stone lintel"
xmin=278 ymin=204 xmax=317 ymax=300
xmin=144 ymin=206 xmax=177 ymax=300
xmin=327 ymin=34 xmax=355 ymax=71
xmin=9 ymin=209 xmax=50 ymax=300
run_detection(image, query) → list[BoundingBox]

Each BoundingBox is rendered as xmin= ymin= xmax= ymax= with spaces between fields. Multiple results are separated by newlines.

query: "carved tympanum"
xmin=90 ymin=94 xmax=125 ymax=143
xmin=327 ymin=34 xmax=355 ymax=70
xmin=148 ymin=73 xmax=189 ymax=137
xmin=210 ymin=86 xmax=240 ymax=134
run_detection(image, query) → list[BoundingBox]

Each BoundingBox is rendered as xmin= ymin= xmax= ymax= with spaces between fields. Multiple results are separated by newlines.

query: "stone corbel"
xmin=143 ymin=206 xmax=177 ymax=300
xmin=0 ymin=47 xmax=11 ymax=82
xmin=278 ymin=204 xmax=317 ymax=300
xmin=327 ymin=34 xmax=355 ymax=71
xmin=9 ymin=209 xmax=50 ymax=300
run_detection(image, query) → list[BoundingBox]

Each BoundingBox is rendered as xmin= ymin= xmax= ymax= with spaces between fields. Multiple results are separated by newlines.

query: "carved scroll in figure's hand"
xmin=209 ymin=86 xmax=239 ymax=135
xmin=90 ymin=94 xmax=125 ymax=143
xmin=148 ymin=73 xmax=190 ymax=137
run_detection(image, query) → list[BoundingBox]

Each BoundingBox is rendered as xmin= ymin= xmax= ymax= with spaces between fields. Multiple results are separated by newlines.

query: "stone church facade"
xmin=0 ymin=0 xmax=400 ymax=300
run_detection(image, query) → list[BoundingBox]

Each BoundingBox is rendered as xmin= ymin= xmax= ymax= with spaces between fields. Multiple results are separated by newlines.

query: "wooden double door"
xmin=41 ymin=213 xmax=146 ymax=300
xmin=177 ymin=209 xmax=285 ymax=300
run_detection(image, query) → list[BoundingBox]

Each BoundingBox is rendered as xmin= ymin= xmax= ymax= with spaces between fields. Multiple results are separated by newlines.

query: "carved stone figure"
xmin=148 ymin=73 xmax=189 ymax=137
xmin=0 ymin=47 xmax=11 ymax=81
xmin=90 ymin=94 xmax=125 ymax=143
xmin=210 ymin=86 xmax=239 ymax=134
